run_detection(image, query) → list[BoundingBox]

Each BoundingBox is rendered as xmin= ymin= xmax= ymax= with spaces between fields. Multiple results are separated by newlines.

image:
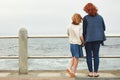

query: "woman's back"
xmin=83 ymin=14 xmax=106 ymax=43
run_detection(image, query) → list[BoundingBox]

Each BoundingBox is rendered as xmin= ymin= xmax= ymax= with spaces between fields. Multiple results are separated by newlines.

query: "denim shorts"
xmin=70 ymin=44 xmax=83 ymax=58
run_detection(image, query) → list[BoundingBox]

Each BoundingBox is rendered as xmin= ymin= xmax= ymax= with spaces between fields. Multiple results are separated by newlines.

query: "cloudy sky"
xmin=0 ymin=0 xmax=120 ymax=36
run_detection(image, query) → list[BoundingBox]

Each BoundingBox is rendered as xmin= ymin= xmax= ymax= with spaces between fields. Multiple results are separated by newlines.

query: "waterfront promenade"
xmin=0 ymin=70 xmax=120 ymax=80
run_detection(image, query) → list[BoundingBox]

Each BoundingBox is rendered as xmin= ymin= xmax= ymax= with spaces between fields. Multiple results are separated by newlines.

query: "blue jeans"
xmin=85 ymin=41 xmax=100 ymax=72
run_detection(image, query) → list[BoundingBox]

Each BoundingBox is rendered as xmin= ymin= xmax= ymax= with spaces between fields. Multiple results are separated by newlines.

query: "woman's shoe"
xmin=93 ymin=73 xmax=99 ymax=77
xmin=66 ymin=69 xmax=75 ymax=78
xmin=88 ymin=74 xmax=93 ymax=77
xmin=88 ymin=72 xmax=93 ymax=77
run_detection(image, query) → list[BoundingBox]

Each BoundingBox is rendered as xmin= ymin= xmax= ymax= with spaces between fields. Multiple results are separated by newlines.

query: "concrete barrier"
xmin=19 ymin=27 xmax=28 ymax=74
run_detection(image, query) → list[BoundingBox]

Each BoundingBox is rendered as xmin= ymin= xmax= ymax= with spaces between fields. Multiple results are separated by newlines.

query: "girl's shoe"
xmin=66 ymin=69 xmax=75 ymax=78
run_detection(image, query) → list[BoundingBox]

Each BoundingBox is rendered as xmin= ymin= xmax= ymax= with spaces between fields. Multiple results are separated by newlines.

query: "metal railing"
xmin=0 ymin=28 xmax=120 ymax=74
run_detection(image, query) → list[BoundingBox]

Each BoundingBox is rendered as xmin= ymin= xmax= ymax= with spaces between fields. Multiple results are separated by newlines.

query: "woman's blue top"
xmin=83 ymin=14 xmax=106 ymax=43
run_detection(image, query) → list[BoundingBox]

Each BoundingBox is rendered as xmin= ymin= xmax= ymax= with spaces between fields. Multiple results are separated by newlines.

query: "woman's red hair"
xmin=84 ymin=3 xmax=98 ymax=16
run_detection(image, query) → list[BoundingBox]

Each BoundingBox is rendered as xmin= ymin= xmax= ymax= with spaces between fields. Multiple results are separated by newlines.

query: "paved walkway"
xmin=0 ymin=70 xmax=119 ymax=80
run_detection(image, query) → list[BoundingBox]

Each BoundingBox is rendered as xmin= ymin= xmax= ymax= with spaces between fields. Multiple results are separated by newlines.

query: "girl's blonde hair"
xmin=72 ymin=13 xmax=82 ymax=25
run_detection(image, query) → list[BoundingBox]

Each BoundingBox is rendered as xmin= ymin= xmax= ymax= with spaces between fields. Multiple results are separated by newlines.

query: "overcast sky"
xmin=0 ymin=0 xmax=120 ymax=36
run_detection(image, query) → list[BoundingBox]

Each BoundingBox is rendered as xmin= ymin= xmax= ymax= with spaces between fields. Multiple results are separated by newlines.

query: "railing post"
xmin=19 ymin=27 xmax=28 ymax=74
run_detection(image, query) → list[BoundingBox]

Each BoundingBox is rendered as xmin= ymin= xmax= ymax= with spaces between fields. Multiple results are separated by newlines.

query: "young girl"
xmin=66 ymin=13 xmax=84 ymax=77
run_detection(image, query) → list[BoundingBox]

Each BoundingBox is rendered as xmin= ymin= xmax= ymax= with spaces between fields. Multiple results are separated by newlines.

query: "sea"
xmin=0 ymin=37 xmax=120 ymax=70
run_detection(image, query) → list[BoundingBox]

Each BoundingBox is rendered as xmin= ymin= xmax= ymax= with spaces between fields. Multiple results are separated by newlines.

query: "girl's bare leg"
xmin=73 ymin=57 xmax=79 ymax=73
xmin=66 ymin=57 xmax=76 ymax=77
xmin=69 ymin=57 xmax=74 ymax=71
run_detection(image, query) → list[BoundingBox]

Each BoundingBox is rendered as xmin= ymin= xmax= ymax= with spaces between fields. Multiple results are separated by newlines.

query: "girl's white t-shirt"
xmin=67 ymin=24 xmax=83 ymax=45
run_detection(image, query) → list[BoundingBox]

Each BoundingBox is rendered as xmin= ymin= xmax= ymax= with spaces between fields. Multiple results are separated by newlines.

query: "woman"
xmin=83 ymin=3 xmax=106 ymax=77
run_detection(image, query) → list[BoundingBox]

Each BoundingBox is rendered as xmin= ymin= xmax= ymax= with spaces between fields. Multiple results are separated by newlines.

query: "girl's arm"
xmin=80 ymin=36 xmax=84 ymax=47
